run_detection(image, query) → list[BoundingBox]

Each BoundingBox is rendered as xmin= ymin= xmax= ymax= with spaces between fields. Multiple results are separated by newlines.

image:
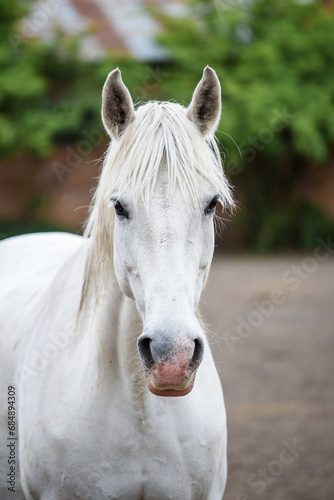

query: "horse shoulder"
xmin=0 ymin=232 xmax=87 ymax=499
xmin=0 ymin=232 xmax=83 ymax=298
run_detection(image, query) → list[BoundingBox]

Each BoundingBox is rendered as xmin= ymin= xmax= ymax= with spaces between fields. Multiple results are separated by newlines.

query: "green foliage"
xmin=296 ymin=202 xmax=334 ymax=251
xmin=0 ymin=0 xmax=149 ymax=158
xmin=157 ymin=0 xmax=334 ymax=163
xmin=155 ymin=0 xmax=334 ymax=250
xmin=0 ymin=1 xmax=96 ymax=156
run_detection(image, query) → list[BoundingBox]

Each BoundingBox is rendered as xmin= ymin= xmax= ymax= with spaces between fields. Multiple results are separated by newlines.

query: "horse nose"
xmin=137 ymin=332 xmax=204 ymax=396
xmin=138 ymin=335 xmax=204 ymax=369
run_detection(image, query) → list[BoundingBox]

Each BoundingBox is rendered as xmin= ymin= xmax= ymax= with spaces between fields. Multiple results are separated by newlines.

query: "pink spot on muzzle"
xmin=138 ymin=334 xmax=204 ymax=397
xmin=151 ymin=361 xmax=189 ymax=388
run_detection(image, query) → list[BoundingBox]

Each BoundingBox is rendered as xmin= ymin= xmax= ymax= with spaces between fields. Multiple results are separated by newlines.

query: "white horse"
xmin=0 ymin=67 xmax=234 ymax=500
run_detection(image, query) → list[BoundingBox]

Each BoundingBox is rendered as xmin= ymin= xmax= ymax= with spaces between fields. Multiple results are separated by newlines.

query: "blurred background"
xmin=1 ymin=1 xmax=333 ymax=499
xmin=1 ymin=0 xmax=334 ymax=250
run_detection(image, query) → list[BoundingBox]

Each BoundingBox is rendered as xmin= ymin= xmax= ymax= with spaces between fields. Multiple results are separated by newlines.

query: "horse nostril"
xmin=189 ymin=338 xmax=204 ymax=370
xmin=137 ymin=336 xmax=154 ymax=367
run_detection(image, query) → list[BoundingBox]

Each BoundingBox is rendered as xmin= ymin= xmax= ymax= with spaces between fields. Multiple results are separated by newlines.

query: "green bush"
xmin=0 ymin=1 xmax=151 ymax=158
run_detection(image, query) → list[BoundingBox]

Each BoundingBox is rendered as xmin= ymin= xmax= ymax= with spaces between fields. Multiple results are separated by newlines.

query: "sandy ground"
xmin=200 ymin=254 xmax=334 ymax=500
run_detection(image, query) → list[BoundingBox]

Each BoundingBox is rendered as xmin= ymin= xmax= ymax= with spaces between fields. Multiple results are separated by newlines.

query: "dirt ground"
xmin=201 ymin=254 xmax=334 ymax=500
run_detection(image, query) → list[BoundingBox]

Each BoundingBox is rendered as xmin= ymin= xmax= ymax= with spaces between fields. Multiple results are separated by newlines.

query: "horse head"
xmin=99 ymin=67 xmax=233 ymax=396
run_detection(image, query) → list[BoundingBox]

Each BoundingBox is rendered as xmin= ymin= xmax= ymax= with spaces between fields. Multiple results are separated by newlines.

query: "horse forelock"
xmin=80 ymin=100 xmax=235 ymax=305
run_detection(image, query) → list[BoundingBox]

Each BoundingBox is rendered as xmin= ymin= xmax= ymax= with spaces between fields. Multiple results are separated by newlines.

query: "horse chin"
xmin=146 ymin=377 xmax=195 ymax=397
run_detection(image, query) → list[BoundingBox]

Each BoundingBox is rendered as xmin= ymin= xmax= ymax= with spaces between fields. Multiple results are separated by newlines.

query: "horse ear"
xmin=102 ymin=68 xmax=135 ymax=138
xmin=186 ymin=66 xmax=221 ymax=137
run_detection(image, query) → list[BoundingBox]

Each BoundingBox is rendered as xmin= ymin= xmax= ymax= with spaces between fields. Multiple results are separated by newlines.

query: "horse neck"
xmin=78 ymin=270 xmax=144 ymax=394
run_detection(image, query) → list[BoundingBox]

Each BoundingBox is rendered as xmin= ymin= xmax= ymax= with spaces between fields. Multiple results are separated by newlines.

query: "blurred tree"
xmin=1 ymin=1 xmax=94 ymax=156
xmin=0 ymin=0 xmax=148 ymax=158
xmin=155 ymin=0 xmax=334 ymax=250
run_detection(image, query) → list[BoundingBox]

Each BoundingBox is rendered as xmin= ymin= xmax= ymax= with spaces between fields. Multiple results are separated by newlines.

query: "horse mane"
xmin=80 ymin=100 xmax=235 ymax=308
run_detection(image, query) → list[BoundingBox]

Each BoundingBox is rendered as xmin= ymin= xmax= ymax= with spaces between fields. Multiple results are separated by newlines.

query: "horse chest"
xmin=23 ymin=392 xmax=225 ymax=500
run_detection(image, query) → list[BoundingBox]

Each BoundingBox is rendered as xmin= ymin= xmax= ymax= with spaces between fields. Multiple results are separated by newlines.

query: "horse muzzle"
xmin=137 ymin=331 xmax=204 ymax=397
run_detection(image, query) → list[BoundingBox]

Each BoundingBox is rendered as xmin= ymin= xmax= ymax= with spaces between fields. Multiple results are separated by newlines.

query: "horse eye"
xmin=205 ymin=197 xmax=218 ymax=214
xmin=114 ymin=201 xmax=129 ymax=218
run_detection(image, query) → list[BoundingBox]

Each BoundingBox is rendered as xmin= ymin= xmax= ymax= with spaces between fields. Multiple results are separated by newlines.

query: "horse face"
xmin=111 ymin=177 xmax=219 ymax=396
xmin=102 ymin=67 xmax=225 ymax=396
